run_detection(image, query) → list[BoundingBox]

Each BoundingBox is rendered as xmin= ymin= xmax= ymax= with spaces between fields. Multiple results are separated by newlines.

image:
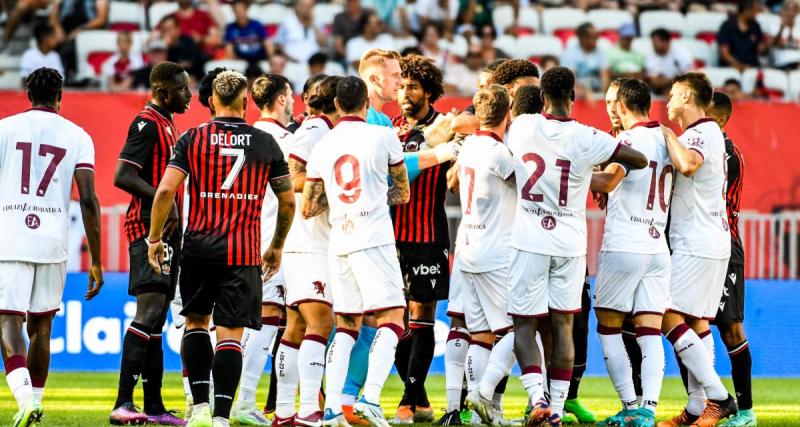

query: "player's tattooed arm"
xmin=302 ymin=180 xmax=328 ymax=218
xmin=661 ymin=124 xmax=704 ymax=176
xmin=288 ymin=158 xmax=307 ymax=193
xmin=590 ymin=163 xmax=626 ymax=193
xmin=387 ymin=163 xmax=411 ymax=206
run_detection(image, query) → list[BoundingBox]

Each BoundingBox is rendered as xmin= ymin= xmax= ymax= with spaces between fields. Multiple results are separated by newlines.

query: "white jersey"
xmin=0 ymin=108 xmax=95 ymax=263
xmin=284 ymin=116 xmax=333 ymax=253
xmin=255 ymin=118 xmax=294 ymax=255
xmin=507 ymin=114 xmax=620 ymax=257
xmin=455 ymin=131 xmax=516 ymax=273
xmin=601 ymin=121 xmax=673 ymax=254
xmin=306 ymin=117 xmax=404 ymax=255
xmin=669 ymin=118 xmax=730 ymax=259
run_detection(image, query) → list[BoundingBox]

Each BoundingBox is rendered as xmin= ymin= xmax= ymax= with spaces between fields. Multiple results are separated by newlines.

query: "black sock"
xmin=621 ymin=322 xmax=643 ymax=397
xmin=567 ymin=363 xmax=586 ymax=400
xmin=569 ymin=293 xmax=590 ymax=400
xmin=265 ymin=326 xmax=284 ymax=412
xmin=142 ymin=333 xmax=166 ymax=415
xmin=728 ymin=340 xmax=753 ymax=410
xmin=396 ymin=330 xmax=413 ymax=406
xmin=115 ymin=322 xmax=152 ymax=409
xmin=182 ymin=328 xmax=213 ymax=405
xmin=213 ymin=339 xmax=244 ymax=419
xmin=677 ymin=352 xmax=689 ymax=392
xmin=407 ymin=324 xmax=435 ymax=408
xmin=495 ymin=375 xmax=509 ymax=395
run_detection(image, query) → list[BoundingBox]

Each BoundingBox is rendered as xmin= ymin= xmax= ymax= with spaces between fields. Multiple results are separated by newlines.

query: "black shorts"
xmin=397 ymin=242 xmax=450 ymax=302
xmin=178 ymin=258 xmax=262 ymax=329
xmin=713 ymin=262 xmax=745 ymax=324
xmin=128 ymin=237 xmax=180 ymax=299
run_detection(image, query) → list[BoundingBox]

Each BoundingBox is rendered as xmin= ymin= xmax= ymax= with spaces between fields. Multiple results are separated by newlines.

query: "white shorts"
xmin=459 ymin=267 xmax=513 ymax=333
xmin=0 ymin=261 xmax=66 ymax=316
xmin=283 ymin=252 xmax=333 ymax=307
xmin=262 ymin=268 xmax=285 ymax=307
xmin=508 ymin=250 xmax=586 ymax=317
xmin=670 ymin=254 xmax=729 ymax=320
xmin=446 ymin=256 xmax=464 ymax=317
xmin=332 ymin=244 xmax=406 ymax=315
xmin=594 ymin=251 xmax=671 ymax=315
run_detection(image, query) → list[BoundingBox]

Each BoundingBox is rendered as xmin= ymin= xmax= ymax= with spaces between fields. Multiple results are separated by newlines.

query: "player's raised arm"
xmin=75 ymin=168 xmax=104 ymax=300
xmin=661 ymin=125 xmax=704 ymax=176
xmin=609 ymin=144 xmax=648 ymax=170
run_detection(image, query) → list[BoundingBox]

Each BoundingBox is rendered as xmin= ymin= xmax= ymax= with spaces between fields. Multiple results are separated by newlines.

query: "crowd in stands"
xmin=3 ymin=0 xmax=800 ymax=100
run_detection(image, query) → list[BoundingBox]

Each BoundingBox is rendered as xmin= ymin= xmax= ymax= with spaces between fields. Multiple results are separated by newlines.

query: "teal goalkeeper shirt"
xmin=367 ymin=107 xmax=425 ymax=182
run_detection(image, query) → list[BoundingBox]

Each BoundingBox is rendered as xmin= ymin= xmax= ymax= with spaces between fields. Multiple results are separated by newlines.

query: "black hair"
xmin=650 ymin=28 xmax=671 ymax=42
xmin=199 ymin=67 xmax=227 ymax=108
xmin=724 ymin=78 xmax=742 ymax=88
xmin=150 ymin=61 xmax=185 ymax=88
xmin=33 ymin=23 xmax=55 ymax=46
xmin=303 ymin=73 xmax=329 ymax=96
xmin=308 ymin=52 xmax=328 ymax=68
xmin=540 ymin=66 xmax=575 ymax=103
xmin=492 ymin=59 xmax=539 ymax=86
xmin=737 ymin=0 xmax=759 ymax=14
xmin=308 ymin=75 xmax=342 ymax=114
xmin=401 ymin=46 xmax=422 ymax=57
xmin=483 ymin=58 xmax=508 ymax=73
xmin=158 ymin=14 xmax=179 ymax=28
xmin=251 ymin=73 xmax=291 ymax=110
xmin=711 ymin=91 xmax=733 ymax=117
xmin=335 ymin=76 xmax=368 ymax=113
xmin=26 ymin=67 xmax=63 ymax=106
xmin=576 ymin=22 xmax=594 ymax=39
xmin=617 ymin=78 xmax=651 ymax=115
xmin=512 ymin=85 xmax=543 ymax=116
xmin=400 ymin=54 xmax=445 ymax=104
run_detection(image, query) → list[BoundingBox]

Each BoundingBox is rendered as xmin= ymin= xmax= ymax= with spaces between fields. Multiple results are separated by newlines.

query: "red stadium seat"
xmin=553 ymin=28 xmax=577 ymax=46
xmin=695 ymin=32 xmax=718 ymax=44
xmin=599 ymin=29 xmax=619 ymax=44
xmin=87 ymin=51 xmax=115 ymax=75
xmin=110 ymin=22 xmax=140 ymax=32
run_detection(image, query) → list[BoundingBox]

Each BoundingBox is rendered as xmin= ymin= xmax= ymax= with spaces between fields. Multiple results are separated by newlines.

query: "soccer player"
xmin=147 ymin=70 xmax=295 ymax=427
xmin=658 ymin=72 xmax=738 ymax=427
xmin=705 ymin=92 xmax=755 ymax=427
xmin=110 ymin=60 xmax=192 ymax=426
xmin=228 ymin=73 xmax=296 ymax=427
xmin=305 ymin=76 xmax=410 ymax=427
xmin=0 ymin=67 xmax=103 ymax=427
xmin=454 ymin=85 xmax=517 ymax=426
xmin=512 ymin=85 xmax=543 ymax=117
xmin=591 ymin=78 xmax=673 ymax=427
xmin=288 ymin=74 xmax=329 ymax=133
xmin=504 ymin=66 xmax=647 ymax=426
xmin=491 ymin=59 xmax=540 ymax=98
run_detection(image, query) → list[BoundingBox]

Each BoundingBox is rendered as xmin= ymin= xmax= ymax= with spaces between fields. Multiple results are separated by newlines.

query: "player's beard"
xmin=401 ymin=97 xmax=425 ymax=119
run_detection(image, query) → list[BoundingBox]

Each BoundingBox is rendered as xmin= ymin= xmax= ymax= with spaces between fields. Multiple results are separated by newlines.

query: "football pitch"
xmin=1 ymin=374 xmax=799 ymax=426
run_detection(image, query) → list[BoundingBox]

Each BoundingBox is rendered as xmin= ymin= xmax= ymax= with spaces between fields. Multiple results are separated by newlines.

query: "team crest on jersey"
xmin=649 ymin=226 xmax=660 ymax=239
xmin=137 ymin=121 xmax=147 ymax=132
xmin=25 ymin=214 xmax=40 ymax=229
xmin=541 ymin=215 xmax=557 ymax=230
xmin=313 ymin=281 xmax=326 ymax=297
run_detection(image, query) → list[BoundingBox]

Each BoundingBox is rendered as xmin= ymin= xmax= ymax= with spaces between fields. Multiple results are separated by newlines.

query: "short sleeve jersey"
xmin=507 ymin=113 xmax=620 ymax=257
xmin=305 ymin=117 xmax=404 ymax=255
xmin=669 ymin=118 xmax=731 ymax=260
xmin=601 ymin=121 xmax=673 ymax=254
xmin=169 ymin=117 xmax=289 ymax=266
xmin=455 ymin=131 xmax=517 ymax=273
xmin=254 ymin=118 xmax=295 ymax=255
xmin=284 ymin=116 xmax=334 ymax=253
xmin=0 ymin=108 xmax=95 ymax=263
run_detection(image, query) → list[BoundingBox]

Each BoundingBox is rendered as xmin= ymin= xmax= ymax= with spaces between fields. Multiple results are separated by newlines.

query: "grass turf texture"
xmin=0 ymin=374 xmax=798 ymax=426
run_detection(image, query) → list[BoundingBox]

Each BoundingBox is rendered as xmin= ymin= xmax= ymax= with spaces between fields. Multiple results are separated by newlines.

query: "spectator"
xmin=476 ymin=23 xmax=509 ymax=64
xmin=346 ymin=12 xmax=394 ymax=72
xmin=458 ymin=0 xmax=519 ymax=34
xmin=444 ymin=45 xmax=483 ymax=95
xmin=560 ymin=22 xmax=610 ymax=94
xmin=101 ymin=31 xmax=144 ymax=91
xmin=363 ymin=0 xmax=412 ymax=34
xmin=645 ymin=28 xmax=692 ymax=94
xmin=172 ymin=0 xmax=224 ymax=56
xmin=771 ymin=0 xmax=800 ymax=69
xmin=131 ymin=40 xmax=168 ymax=89
xmin=308 ymin=52 xmax=328 ymax=76
xmin=539 ymin=55 xmax=560 ymax=73
xmin=2 ymin=0 xmax=50 ymax=48
xmin=419 ymin=22 xmax=450 ymax=69
xmin=333 ymin=0 xmax=368 ymax=60
xmin=274 ymin=0 xmax=324 ymax=64
xmin=415 ymin=0 xmax=459 ymax=36
xmin=608 ymin=23 xmax=644 ymax=79
xmin=722 ymin=77 xmax=749 ymax=100
xmin=224 ymin=0 xmax=268 ymax=63
xmin=20 ymin=23 xmax=64 ymax=81
xmin=49 ymin=0 xmax=109 ymax=81
xmin=159 ymin=15 xmax=205 ymax=80
xmin=269 ymin=47 xmax=288 ymax=75
xmin=718 ymin=0 xmax=769 ymax=71
xmin=401 ymin=46 xmax=423 ymax=56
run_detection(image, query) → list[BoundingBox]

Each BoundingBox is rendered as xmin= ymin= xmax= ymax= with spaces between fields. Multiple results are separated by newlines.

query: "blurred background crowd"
xmin=1 ymin=0 xmax=799 ymax=101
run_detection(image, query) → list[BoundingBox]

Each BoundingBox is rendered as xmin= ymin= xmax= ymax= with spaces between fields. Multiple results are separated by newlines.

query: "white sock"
xmin=325 ymin=331 xmax=357 ymax=413
xmin=598 ymin=328 xmax=638 ymax=409
xmin=536 ymin=334 xmax=549 ymax=395
xmin=667 ymin=324 xmax=728 ymax=401
xmin=238 ymin=324 xmax=278 ymax=405
xmin=549 ymin=368 xmax=572 ymax=418
xmin=298 ymin=335 xmax=327 ymax=417
xmin=493 ymin=392 xmax=503 ymax=410
xmin=6 ymin=364 xmax=33 ymax=410
xmin=445 ymin=328 xmax=470 ymax=412
xmin=362 ymin=325 xmax=402 ymax=404
xmin=636 ymin=329 xmax=665 ymax=413
xmin=341 ymin=394 xmax=356 ymax=406
xmin=520 ymin=368 xmax=544 ymax=404
xmin=465 ymin=343 xmax=491 ymax=393
xmin=699 ymin=330 xmax=715 ymax=366
xmin=686 ymin=372 xmax=707 ymax=416
xmin=478 ymin=333 xmax=515 ymax=400
xmin=182 ymin=372 xmax=193 ymax=400
xmin=33 ymin=387 xmax=44 ymax=402
xmin=276 ymin=340 xmax=300 ymax=418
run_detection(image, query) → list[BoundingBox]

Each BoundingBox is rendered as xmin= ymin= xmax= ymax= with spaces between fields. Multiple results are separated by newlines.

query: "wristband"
xmin=433 ymin=141 xmax=456 ymax=163
xmin=145 ymin=237 xmax=161 ymax=245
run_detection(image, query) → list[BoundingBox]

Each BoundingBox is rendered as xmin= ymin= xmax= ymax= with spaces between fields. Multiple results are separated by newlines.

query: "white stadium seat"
xmin=0 ymin=70 xmax=21 ymax=90
xmin=393 ymin=35 xmax=419 ymax=53
xmin=283 ymin=61 xmax=309 ymax=91
xmin=494 ymin=34 xmax=518 ymax=55
xmin=788 ymin=70 xmax=800 ymax=101
xmin=323 ymin=61 xmax=346 ymax=76
xmin=109 ymin=1 xmax=145 ymax=31
xmin=638 ymin=10 xmax=686 ymax=38
xmin=741 ymin=68 xmax=789 ymax=98
xmin=684 ymin=11 xmax=727 ymax=42
xmin=219 ymin=4 xmax=235 ymax=25
xmin=757 ymin=12 xmax=781 ymax=36
xmin=314 ymin=3 xmax=343 ymax=29
xmin=516 ymin=35 xmax=563 ymax=60
xmin=631 ymin=36 xmax=654 ymax=57
xmin=587 ymin=9 xmax=634 ymax=32
xmin=252 ymin=3 xmax=290 ymax=26
xmin=443 ymin=35 xmax=469 ymax=58
xmin=517 ymin=7 xmax=541 ymax=35
xmin=75 ymin=30 xmax=118 ymax=79
xmin=492 ymin=4 xmax=516 ymax=35
xmin=204 ymin=59 xmax=248 ymax=75
xmin=147 ymin=2 xmax=178 ymax=28
xmin=701 ymin=67 xmax=742 ymax=89
xmin=675 ymin=38 xmax=717 ymax=68
xmin=541 ymin=8 xmax=587 ymax=36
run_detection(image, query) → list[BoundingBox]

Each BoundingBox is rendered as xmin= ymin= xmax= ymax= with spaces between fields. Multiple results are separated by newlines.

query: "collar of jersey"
xmin=630 ymin=120 xmax=660 ymax=129
xmin=313 ymin=115 xmax=334 ymax=129
xmin=337 ymin=116 xmax=366 ymax=125
xmin=474 ymin=129 xmax=503 ymax=142
xmin=257 ymin=117 xmax=289 ymax=130
xmin=145 ymin=102 xmax=173 ymax=120
xmin=211 ymin=116 xmax=247 ymax=124
xmin=27 ymin=106 xmax=58 ymax=114
xmin=685 ymin=117 xmax=715 ymax=131
xmin=542 ymin=113 xmax=575 ymax=122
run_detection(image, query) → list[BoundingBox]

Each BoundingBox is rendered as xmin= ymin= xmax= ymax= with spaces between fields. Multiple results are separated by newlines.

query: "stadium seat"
xmin=219 ymin=4 xmax=234 ymax=25
xmin=631 ymin=36 xmax=654 ymax=57
xmin=314 ymin=3 xmax=343 ymax=34
xmin=517 ymin=7 xmax=540 ymax=36
xmin=494 ymin=34 xmax=518 ymax=56
xmin=283 ymin=61 xmax=309 ymax=91
xmin=684 ymin=11 xmax=727 ymax=44
xmin=252 ymin=3 xmax=290 ymax=37
xmin=741 ymin=68 xmax=789 ymax=100
xmin=323 ymin=61 xmax=346 ymax=76
xmin=445 ymin=35 xmax=469 ymax=59
xmin=147 ymin=2 xmax=178 ymax=28
xmin=788 ymin=70 xmax=800 ymax=101
xmin=0 ymin=70 xmax=21 ymax=90
xmin=76 ymin=30 xmax=118 ymax=79
xmin=109 ymin=1 xmax=145 ymax=32
xmin=492 ymin=4 xmax=517 ymax=35
xmin=541 ymin=8 xmax=587 ymax=45
xmin=757 ymin=12 xmax=781 ymax=36
xmin=701 ymin=67 xmax=742 ymax=89
xmin=638 ymin=10 xmax=685 ymax=38
xmin=675 ymin=38 xmax=717 ymax=68
xmin=516 ymin=35 xmax=563 ymax=62
xmin=587 ymin=9 xmax=633 ymax=32
xmin=204 ymin=59 xmax=248 ymax=74
xmin=393 ymin=35 xmax=419 ymax=53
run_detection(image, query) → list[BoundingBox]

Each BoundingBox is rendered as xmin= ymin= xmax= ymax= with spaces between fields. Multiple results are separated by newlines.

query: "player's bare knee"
xmin=336 ymin=314 xmax=362 ymax=331
xmin=595 ymin=308 xmax=625 ymax=327
xmin=471 ymin=331 xmax=494 ymax=345
xmin=215 ymin=326 xmax=244 ymax=342
xmin=409 ymin=300 xmax=436 ymax=320
xmin=261 ymin=304 xmax=283 ymax=318
xmin=718 ymin=322 xmax=746 ymax=347
xmin=373 ymin=307 xmax=405 ymax=327
xmin=0 ymin=314 xmax=26 ymax=356
xmin=184 ymin=313 xmax=211 ymax=331
xmin=450 ymin=315 xmax=466 ymax=329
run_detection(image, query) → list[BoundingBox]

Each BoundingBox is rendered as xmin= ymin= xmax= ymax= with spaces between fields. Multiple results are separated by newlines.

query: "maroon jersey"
xmin=725 ymin=134 xmax=744 ymax=265
xmin=169 ymin=117 xmax=289 ymax=266
xmin=119 ymin=103 xmax=183 ymax=243
xmin=391 ymin=108 xmax=450 ymax=246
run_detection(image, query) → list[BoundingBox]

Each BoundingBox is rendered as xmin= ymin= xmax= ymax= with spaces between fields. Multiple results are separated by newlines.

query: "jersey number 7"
xmin=16 ymin=142 xmax=66 ymax=197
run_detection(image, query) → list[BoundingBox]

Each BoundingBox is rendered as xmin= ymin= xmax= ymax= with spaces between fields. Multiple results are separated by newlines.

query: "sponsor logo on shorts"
xmin=25 ymin=213 xmax=40 ymax=229
xmin=313 ymin=281 xmax=326 ymax=297
xmin=412 ymin=264 xmax=442 ymax=276
xmin=728 ymin=273 xmax=737 ymax=284
xmin=541 ymin=215 xmax=557 ymax=230
xmin=649 ymin=226 xmax=660 ymax=239
xmin=276 ymin=285 xmax=286 ymax=299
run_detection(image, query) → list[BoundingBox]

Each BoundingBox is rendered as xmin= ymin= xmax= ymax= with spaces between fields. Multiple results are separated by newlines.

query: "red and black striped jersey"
xmin=168 ymin=117 xmax=290 ymax=266
xmin=119 ymin=103 xmax=183 ymax=243
xmin=391 ymin=108 xmax=450 ymax=246
xmin=725 ymin=134 xmax=744 ymax=265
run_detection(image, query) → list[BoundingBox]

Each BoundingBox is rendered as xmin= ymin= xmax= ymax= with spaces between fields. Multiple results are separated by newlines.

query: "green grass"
xmin=0 ymin=373 xmax=798 ymax=426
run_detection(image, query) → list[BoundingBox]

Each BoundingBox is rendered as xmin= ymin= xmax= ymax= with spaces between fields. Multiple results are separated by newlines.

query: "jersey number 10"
xmin=16 ymin=142 xmax=66 ymax=197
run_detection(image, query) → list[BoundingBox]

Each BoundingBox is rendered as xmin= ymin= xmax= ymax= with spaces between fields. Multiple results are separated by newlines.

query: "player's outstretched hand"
xmin=147 ymin=239 xmax=164 ymax=274
xmin=424 ymin=112 xmax=456 ymax=147
xmin=85 ymin=262 xmax=104 ymax=300
xmin=262 ymin=246 xmax=283 ymax=282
